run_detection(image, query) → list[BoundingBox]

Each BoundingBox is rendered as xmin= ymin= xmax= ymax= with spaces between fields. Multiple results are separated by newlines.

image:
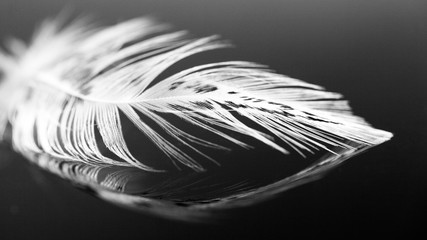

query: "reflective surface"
xmin=0 ymin=0 xmax=426 ymax=238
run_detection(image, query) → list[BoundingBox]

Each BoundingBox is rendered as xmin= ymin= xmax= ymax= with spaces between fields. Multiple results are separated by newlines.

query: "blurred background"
xmin=0 ymin=0 xmax=426 ymax=238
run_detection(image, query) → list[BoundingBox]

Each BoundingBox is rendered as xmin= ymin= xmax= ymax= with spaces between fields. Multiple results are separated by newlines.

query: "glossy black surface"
xmin=0 ymin=0 xmax=426 ymax=238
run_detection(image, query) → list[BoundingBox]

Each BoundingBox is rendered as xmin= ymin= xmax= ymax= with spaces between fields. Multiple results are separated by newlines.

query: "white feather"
xmin=0 ymin=16 xmax=392 ymax=216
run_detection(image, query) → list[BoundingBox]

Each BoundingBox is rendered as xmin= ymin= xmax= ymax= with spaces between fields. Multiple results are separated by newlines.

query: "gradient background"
xmin=0 ymin=0 xmax=426 ymax=238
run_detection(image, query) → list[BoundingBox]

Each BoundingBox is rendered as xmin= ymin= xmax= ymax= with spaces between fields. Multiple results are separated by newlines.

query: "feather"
xmin=0 ymin=16 xmax=392 ymax=220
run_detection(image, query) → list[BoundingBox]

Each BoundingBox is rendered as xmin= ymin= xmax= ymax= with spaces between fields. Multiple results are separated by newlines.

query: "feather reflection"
xmin=23 ymin=140 xmax=374 ymax=221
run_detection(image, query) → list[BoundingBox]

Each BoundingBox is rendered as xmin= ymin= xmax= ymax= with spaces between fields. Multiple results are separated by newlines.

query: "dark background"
xmin=0 ymin=0 xmax=426 ymax=238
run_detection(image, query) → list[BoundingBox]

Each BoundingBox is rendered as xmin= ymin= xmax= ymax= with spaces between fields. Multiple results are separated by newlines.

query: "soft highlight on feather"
xmin=0 ymin=16 xmax=392 ymax=219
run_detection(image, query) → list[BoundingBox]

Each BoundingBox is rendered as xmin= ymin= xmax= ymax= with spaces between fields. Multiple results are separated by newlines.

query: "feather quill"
xmin=0 ymin=16 xmax=392 ymax=220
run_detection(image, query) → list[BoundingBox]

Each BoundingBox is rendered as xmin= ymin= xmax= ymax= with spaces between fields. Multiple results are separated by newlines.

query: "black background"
xmin=0 ymin=0 xmax=426 ymax=238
